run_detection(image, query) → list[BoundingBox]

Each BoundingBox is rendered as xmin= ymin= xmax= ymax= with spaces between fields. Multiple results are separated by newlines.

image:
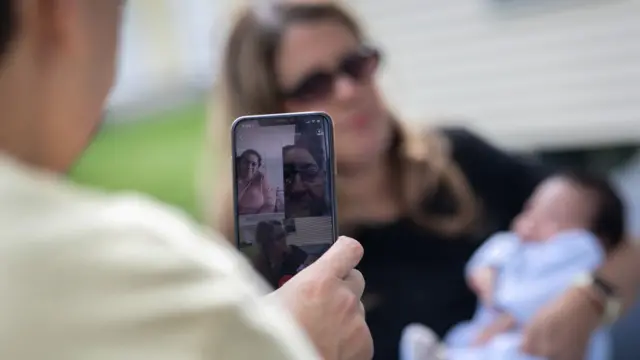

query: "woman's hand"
xmin=259 ymin=178 xmax=276 ymax=213
xmin=521 ymin=287 xmax=601 ymax=360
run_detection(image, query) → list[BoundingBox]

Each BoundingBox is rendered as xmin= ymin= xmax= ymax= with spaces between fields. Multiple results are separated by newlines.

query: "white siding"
xmin=109 ymin=0 xmax=226 ymax=108
xmin=348 ymin=0 xmax=640 ymax=150
xmin=109 ymin=0 xmax=640 ymax=150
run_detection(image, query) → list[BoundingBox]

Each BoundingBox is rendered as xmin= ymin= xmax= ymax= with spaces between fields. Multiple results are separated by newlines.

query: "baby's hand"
xmin=473 ymin=313 xmax=517 ymax=346
xmin=469 ymin=267 xmax=496 ymax=306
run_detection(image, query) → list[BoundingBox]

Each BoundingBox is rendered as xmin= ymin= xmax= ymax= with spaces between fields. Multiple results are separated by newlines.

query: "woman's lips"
xmin=350 ymin=114 xmax=370 ymax=129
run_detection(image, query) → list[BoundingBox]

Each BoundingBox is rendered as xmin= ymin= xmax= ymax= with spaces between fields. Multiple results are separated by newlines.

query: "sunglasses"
xmin=281 ymin=46 xmax=381 ymax=102
xmin=284 ymin=163 xmax=321 ymax=184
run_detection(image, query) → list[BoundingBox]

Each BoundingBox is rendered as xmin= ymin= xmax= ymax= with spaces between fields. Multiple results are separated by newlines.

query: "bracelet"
xmin=572 ymin=272 xmax=624 ymax=325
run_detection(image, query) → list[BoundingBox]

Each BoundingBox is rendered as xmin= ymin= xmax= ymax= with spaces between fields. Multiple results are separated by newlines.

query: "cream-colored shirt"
xmin=0 ymin=153 xmax=320 ymax=360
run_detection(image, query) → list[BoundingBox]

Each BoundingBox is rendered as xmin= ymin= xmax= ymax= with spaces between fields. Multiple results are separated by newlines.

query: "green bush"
xmin=70 ymin=103 xmax=209 ymax=221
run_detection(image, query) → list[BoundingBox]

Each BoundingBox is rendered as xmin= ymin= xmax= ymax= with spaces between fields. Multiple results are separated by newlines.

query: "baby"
xmin=400 ymin=171 xmax=625 ymax=360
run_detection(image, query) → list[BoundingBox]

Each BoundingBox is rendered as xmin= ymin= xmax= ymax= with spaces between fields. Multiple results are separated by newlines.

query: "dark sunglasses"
xmin=281 ymin=46 xmax=381 ymax=102
xmin=284 ymin=163 xmax=321 ymax=184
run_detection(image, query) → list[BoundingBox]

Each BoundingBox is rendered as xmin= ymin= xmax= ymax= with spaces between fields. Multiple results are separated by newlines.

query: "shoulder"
xmin=437 ymin=127 xmax=551 ymax=219
xmin=89 ymin=193 xmax=257 ymax=276
xmin=6 ymin=183 xmax=267 ymax=294
xmin=393 ymin=122 xmax=548 ymax=233
xmin=437 ymin=126 xmax=551 ymax=178
xmin=440 ymin=127 xmax=491 ymax=153
xmin=0 ymin=177 xmax=320 ymax=359
xmin=439 ymin=127 xmax=520 ymax=171
xmin=66 ymin=189 xmax=220 ymax=248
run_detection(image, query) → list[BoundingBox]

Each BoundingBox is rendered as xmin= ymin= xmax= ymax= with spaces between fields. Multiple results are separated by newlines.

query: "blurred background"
xmin=69 ymin=0 xmax=640 ymax=237
xmin=67 ymin=2 xmax=640 ymax=355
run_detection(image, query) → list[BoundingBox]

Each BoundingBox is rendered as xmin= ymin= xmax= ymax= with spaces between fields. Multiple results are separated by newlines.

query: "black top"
xmin=281 ymin=245 xmax=308 ymax=277
xmin=262 ymin=245 xmax=308 ymax=288
xmin=352 ymin=129 xmax=549 ymax=360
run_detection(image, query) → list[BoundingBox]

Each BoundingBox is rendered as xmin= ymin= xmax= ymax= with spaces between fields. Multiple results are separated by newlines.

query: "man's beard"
xmin=286 ymin=191 xmax=326 ymax=217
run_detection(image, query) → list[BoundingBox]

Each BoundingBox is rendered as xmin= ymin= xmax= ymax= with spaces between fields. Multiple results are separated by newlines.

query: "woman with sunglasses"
xmin=211 ymin=1 xmax=634 ymax=359
xmin=237 ymin=149 xmax=275 ymax=214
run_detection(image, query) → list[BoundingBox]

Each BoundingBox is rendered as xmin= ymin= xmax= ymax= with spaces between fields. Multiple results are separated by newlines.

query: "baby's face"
xmin=512 ymin=177 xmax=595 ymax=241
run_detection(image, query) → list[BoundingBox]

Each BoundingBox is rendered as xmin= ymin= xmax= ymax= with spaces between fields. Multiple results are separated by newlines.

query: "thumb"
xmin=312 ymin=236 xmax=364 ymax=279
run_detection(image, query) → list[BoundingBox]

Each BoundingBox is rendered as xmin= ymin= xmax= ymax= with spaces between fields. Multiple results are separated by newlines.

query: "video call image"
xmin=234 ymin=118 xmax=334 ymax=288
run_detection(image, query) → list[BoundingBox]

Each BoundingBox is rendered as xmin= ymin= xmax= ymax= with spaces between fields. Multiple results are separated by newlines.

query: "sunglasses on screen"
xmin=284 ymin=163 xmax=322 ymax=184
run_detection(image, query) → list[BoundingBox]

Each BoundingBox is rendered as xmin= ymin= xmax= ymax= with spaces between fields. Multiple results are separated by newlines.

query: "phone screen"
xmin=232 ymin=113 xmax=337 ymax=289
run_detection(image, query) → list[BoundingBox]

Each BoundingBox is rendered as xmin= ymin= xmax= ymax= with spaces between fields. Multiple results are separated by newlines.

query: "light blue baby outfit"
xmin=420 ymin=230 xmax=610 ymax=360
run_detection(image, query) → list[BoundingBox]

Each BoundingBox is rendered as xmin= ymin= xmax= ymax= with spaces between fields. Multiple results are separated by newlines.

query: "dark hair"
xmin=283 ymin=143 xmax=325 ymax=171
xmin=237 ymin=149 xmax=263 ymax=167
xmin=560 ymin=171 xmax=626 ymax=251
xmin=255 ymin=220 xmax=286 ymax=246
xmin=0 ymin=0 xmax=14 ymax=58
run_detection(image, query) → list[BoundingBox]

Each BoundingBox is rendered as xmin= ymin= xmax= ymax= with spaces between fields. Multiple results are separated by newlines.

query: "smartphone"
xmin=231 ymin=112 xmax=338 ymax=289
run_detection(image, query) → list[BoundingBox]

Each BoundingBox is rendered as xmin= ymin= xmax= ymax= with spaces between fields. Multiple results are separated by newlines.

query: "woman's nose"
xmin=333 ymin=75 xmax=358 ymax=102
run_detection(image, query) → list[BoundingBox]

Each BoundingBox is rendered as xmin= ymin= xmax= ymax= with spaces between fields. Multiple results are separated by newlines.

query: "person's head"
xmin=211 ymin=1 xmax=477 ymax=238
xmin=0 ymin=0 xmax=124 ymax=172
xmin=283 ymin=143 xmax=327 ymax=217
xmin=513 ymin=172 xmax=625 ymax=251
xmin=255 ymin=220 xmax=289 ymax=260
xmin=218 ymin=1 xmax=390 ymax=168
xmin=237 ymin=149 xmax=262 ymax=179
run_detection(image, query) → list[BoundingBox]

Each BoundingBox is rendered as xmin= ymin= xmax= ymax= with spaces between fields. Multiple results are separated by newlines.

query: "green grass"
xmin=69 ymin=102 xmax=209 ymax=221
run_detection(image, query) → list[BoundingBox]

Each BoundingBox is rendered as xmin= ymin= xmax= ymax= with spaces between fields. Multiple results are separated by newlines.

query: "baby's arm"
xmin=466 ymin=232 xmax=519 ymax=303
xmin=466 ymin=232 xmax=519 ymax=276
xmin=473 ymin=312 xmax=518 ymax=345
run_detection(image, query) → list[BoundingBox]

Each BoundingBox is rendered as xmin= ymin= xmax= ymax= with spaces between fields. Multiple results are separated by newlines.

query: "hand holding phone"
xmin=274 ymin=236 xmax=372 ymax=360
xmin=231 ymin=112 xmax=338 ymax=289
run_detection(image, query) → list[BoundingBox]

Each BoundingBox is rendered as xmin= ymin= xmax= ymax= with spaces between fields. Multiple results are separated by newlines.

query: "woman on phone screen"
xmin=254 ymin=220 xmax=308 ymax=288
xmin=237 ymin=149 xmax=275 ymax=214
xmin=208 ymin=1 xmax=631 ymax=359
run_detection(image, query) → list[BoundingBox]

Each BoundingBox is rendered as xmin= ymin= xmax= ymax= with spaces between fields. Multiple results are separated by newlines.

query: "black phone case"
xmin=230 ymin=111 xmax=339 ymax=249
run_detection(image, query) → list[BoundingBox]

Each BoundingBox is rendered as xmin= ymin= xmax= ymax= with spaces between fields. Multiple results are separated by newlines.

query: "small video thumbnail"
xmin=239 ymin=218 xmax=333 ymax=289
xmin=235 ymin=124 xmax=296 ymax=216
xmin=282 ymin=132 xmax=331 ymax=219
